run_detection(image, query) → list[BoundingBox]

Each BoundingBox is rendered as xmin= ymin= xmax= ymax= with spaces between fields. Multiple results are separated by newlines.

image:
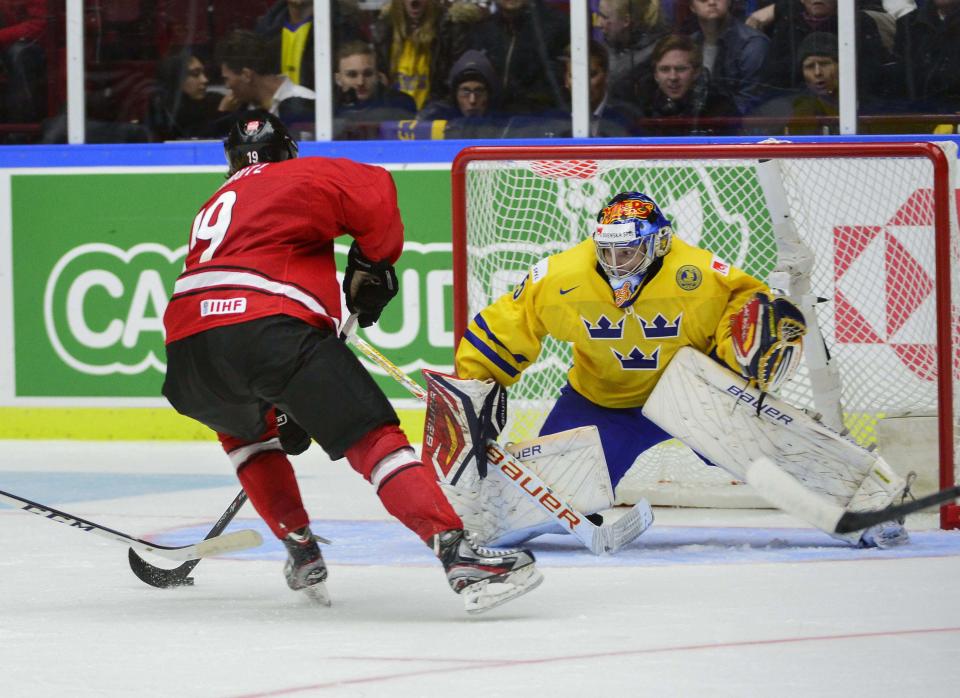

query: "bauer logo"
xmin=43 ymin=242 xmax=187 ymax=376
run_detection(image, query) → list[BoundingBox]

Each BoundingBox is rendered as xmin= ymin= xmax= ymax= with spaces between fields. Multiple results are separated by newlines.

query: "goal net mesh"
xmin=458 ymin=148 xmax=959 ymax=507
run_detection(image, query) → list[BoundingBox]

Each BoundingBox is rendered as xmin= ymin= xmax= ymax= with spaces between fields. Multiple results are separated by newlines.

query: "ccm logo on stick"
xmin=486 ymin=444 xmax=582 ymax=530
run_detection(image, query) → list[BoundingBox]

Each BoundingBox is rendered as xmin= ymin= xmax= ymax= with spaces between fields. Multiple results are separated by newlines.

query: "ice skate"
xmin=282 ymin=526 xmax=331 ymax=606
xmin=432 ymin=529 xmax=543 ymax=615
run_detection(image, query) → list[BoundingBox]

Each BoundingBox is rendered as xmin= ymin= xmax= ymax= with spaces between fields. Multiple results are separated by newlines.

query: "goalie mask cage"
xmin=451 ymin=142 xmax=960 ymax=529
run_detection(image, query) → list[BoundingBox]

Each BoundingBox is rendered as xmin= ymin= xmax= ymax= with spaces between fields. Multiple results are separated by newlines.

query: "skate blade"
xmin=462 ymin=565 xmax=544 ymax=615
xmin=302 ymin=582 xmax=332 ymax=607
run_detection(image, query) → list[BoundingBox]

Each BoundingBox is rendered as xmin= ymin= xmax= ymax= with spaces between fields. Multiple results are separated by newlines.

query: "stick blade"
xmin=588 ymin=500 xmax=655 ymax=555
xmin=746 ymin=457 xmax=845 ymax=533
xmin=128 ymin=548 xmax=196 ymax=588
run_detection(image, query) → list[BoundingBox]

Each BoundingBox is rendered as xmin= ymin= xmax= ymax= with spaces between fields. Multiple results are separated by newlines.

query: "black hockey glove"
xmin=342 ymin=240 xmax=399 ymax=328
xmin=276 ymin=409 xmax=311 ymax=455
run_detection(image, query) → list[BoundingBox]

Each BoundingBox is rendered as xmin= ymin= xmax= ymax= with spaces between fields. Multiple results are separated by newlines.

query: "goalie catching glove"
xmin=730 ymin=292 xmax=806 ymax=393
xmin=342 ymin=241 xmax=399 ymax=328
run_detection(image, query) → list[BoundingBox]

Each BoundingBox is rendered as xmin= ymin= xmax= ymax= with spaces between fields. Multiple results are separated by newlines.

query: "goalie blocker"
xmin=643 ymin=347 xmax=908 ymax=546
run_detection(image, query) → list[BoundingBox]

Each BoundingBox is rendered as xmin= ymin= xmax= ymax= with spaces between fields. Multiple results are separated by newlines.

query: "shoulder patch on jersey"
xmin=676 ymin=265 xmax=702 ymax=291
xmin=710 ymin=256 xmax=731 ymax=276
xmin=530 ymin=258 xmax=549 ymax=284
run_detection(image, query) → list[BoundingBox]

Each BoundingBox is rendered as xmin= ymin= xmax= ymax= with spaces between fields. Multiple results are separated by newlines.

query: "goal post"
xmin=451 ymin=142 xmax=960 ymax=529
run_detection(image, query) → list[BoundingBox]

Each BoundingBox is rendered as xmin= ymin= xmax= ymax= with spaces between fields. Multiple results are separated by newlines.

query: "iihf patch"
xmin=676 ymin=265 xmax=702 ymax=290
xmin=710 ymin=256 xmax=731 ymax=275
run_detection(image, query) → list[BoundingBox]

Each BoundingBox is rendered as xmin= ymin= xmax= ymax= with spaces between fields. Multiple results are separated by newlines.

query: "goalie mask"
xmin=224 ymin=110 xmax=298 ymax=175
xmin=593 ymin=192 xmax=673 ymax=306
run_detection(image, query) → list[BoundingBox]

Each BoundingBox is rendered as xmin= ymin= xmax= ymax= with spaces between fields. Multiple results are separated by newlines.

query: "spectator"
xmin=469 ymin=0 xmax=570 ymax=114
xmin=746 ymin=0 xmax=915 ymax=31
xmin=632 ymin=33 xmax=740 ymax=136
xmin=748 ymin=31 xmax=840 ymax=134
xmin=333 ymin=40 xmax=417 ymax=139
xmin=597 ymin=0 xmax=668 ymax=98
xmin=891 ymin=0 xmax=960 ymax=116
xmin=255 ymin=0 xmax=366 ymax=90
xmin=372 ymin=0 xmax=483 ymax=110
xmin=759 ymin=0 xmax=893 ymax=101
xmin=562 ymin=40 xmax=641 ymax=136
xmin=418 ymin=49 xmax=507 ymax=137
xmin=146 ymin=50 xmax=224 ymax=141
xmin=688 ymin=0 xmax=771 ymax=114
xmin=0 ymin=0 xmax=47 ymax=127
xmin=216 ymin=30 xmax=317 ymax=135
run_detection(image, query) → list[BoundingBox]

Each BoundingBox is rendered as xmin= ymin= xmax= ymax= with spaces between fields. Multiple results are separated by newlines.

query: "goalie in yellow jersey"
xmin=452 ymin=191 xmax=909 ymax=549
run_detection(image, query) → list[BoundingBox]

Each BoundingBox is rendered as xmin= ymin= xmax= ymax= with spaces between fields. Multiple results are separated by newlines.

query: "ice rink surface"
xmin=2 ymin=440 xmax=959 ymax=698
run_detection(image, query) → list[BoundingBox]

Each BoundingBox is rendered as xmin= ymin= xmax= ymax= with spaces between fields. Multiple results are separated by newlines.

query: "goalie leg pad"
xmin=443 ymin=425 xmax=615 ymax=546
xmin=644 ymin=347 xmax=907 ymax=543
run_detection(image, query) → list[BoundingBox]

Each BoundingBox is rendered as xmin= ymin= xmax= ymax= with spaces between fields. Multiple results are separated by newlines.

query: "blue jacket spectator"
xmin=689 ymin=0 xmax=770 ymax=114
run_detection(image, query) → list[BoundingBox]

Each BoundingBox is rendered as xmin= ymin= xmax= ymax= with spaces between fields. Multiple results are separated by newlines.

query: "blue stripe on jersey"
xmin=463 ymin=328 xmax=520 ymax=378
xmin=474 ymin=313 xmax=528 ymax=363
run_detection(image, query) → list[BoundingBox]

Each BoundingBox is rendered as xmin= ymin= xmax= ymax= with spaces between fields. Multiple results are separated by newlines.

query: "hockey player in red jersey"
xmin=161 ymin=110 xmax=542 ymax=613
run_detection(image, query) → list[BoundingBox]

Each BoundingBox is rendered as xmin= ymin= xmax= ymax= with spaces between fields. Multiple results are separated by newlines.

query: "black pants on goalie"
xmin=162 ymin=315 xmax=398 ymax=458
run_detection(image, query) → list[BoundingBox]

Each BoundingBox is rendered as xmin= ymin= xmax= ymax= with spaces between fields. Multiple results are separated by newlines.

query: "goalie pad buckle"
xmin=421 ymin=371 xmax=506 ymax=484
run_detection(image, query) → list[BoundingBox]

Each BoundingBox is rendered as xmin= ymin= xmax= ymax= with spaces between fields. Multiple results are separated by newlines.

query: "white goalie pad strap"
xmin=642 ymin=347 xmax=906 ymax=533
xmin=227 ymin=438 xmax=283 ymax=470
xmin=442 ymin=426 xmax=614 ymax=546
xmin=422 ymin=370 xmax=507 ymax=485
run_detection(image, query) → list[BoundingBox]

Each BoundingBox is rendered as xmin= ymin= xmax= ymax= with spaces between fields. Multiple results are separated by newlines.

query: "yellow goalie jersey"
xmin=455 ymin=238 xmax=767 ymax=408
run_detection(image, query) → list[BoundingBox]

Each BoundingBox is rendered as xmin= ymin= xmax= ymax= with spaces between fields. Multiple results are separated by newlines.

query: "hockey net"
xmin=451 ymin=143 xmax=960 ymax=527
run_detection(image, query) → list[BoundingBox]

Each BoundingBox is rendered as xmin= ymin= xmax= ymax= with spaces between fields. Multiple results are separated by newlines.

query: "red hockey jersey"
xmin=164 ymin=157 xmax=404 ymax=344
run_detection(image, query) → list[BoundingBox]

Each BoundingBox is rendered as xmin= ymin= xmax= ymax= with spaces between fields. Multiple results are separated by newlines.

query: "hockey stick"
xmin=128 ymin=489 xmax=249 ymax=588
xmin=746 ymin=458 xmax=960 ymax=535
xmin=0 ymin=488 xmax=261 ymax=562
xmin=344 ymin=328 xmax=654 ymax=554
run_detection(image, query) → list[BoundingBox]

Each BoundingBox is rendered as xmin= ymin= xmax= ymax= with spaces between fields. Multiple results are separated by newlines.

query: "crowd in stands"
xmin=1 ymin=0 xmax=959 ymax=143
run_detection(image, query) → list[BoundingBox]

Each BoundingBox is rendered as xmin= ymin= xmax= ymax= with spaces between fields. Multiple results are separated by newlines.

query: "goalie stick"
xmin=344 ymin=327 xmax=653 ymax=554
xmin=746 ymin=458 xmax=960 ymax=535
xmin=128 ymin=489 xmax=249 ymax=588
xmin=0 ymin=488 xmax=261 ymax=562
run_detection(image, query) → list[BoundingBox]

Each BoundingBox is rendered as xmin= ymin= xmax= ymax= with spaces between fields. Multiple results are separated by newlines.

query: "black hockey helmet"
xmin=224 ymin=109 xmax=298 ymax=175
